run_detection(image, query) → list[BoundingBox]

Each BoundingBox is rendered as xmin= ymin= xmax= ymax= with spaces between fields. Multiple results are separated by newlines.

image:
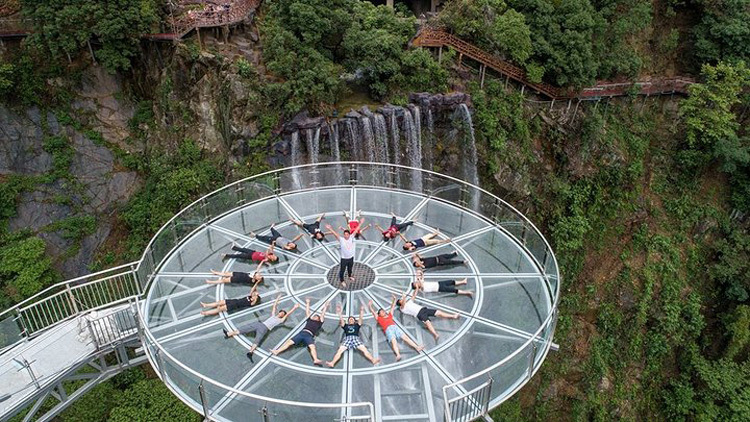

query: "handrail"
xmin=136 ymin=162 xmax=560 ymax=420
xmin=137 ymin=304 xmax=376 ymax=419
xmin=412 ymin=27 xmax=695 ymax=99
xmin=2 ymin=162 xmax=560 ymax=420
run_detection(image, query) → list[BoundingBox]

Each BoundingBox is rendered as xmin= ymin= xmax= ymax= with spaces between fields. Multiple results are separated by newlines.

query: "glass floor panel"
xmin=142 ymin=184 xmax=557 ymax=421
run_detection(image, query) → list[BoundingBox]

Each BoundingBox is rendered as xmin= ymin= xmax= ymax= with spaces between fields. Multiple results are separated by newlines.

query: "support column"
xmin=387 ymin=0 xmax=394 ymax=8
xmin=438 ymin=46 xmax=442 ymax=63
xmin=480 ymin=64 xmax=486 ymax=88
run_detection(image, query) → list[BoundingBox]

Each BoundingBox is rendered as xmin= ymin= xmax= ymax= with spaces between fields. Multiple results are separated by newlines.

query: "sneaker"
xmin=246 ymin=351 xmax=254 ymax=362
xmin=222 ymin=329 xmax=229 ymax=339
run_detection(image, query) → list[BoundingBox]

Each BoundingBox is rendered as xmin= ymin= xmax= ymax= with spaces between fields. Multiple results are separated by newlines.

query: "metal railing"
xmin=137 ymin=305 xmax=375 ymax=422
xmin=444 ymin=378 xmax=493 ymax=422
xmin=0 ymin=263 xmax=140 ymax=352
xmin=136 ymin=162 xmax=560 ymax=421
xmin=1 ymin=162 xmax=560 ymax=421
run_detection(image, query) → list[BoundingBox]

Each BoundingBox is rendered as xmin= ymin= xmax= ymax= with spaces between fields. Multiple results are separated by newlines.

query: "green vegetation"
xmin=120 ymin=139 xmax=225 ymax=258
xmin=21 ymin=0 xmax=159 ymax=72
xmin=261 ymin=0 xmax=447 ymax=115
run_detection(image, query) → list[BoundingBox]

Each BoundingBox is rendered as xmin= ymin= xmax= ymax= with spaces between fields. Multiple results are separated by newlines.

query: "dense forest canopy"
xmin=0 ymin=0 xmax=749 ymax=421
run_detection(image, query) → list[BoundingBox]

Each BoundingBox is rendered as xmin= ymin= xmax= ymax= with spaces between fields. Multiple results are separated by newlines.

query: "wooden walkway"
xmin=411 ymin=27 xmax=695 ymax=99
xmin=0 ymin=0 xmax=260 ymax=41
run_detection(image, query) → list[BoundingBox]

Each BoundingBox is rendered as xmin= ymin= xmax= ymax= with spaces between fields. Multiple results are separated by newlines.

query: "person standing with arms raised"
xmin=326 ymin=223 xmax=356 ymax=288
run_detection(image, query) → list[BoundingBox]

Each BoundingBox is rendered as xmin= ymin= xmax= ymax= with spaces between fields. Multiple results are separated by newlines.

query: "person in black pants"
xmin=412 ymin=251 xmax=465 ymax=269
xmin=327 ymin=224 xmax=358 ymax=287
xmin=376 ymin=213 xmax=414 ymax=241
xmin=290 ymin=213 xmax=328 ymax=241
xmin=250 ymin=224 xmax=303 ymax=251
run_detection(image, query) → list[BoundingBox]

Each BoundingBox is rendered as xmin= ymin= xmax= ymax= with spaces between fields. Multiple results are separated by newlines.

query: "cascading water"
xmin=424 ymin=107 xmax=435 ymax=171
xmin=290 ymin=131 xmax=303 ymax=190
xmin=455 ymin=104 xmax=480 ymax=209
xmin=360 ymin=117 xmax=376 ymax=162
xmin=306 ymin=128 xmax=320 ymax=164
xmin=387 ymin=109 xmax=401 ymax=167
xmin=329 ymin=123 xmax=341 ymax=161
xmin=345 ymin=120 xmax=360 ymax=161
xmin=404 ymin=106 xmax=423 ymax=192
xmin=372 ymin=113 xmax=389 ymax=163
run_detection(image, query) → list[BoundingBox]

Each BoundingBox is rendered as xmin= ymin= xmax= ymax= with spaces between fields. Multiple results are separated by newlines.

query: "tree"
xmin=694 ymin=0 xmax=750 ymax=64
xmin=508 ymin=0 xmax=600 ymax=87
xmin=21 ymin=0 xmax=158 ymax=72
xmin=438 ymin=0 xmax=533 ymax=66
xmin=679 ymin=61 xmax=750 ymax=172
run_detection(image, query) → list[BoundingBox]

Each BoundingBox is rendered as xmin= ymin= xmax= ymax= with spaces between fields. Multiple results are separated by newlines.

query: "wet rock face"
xmin=72 ymin=67 xmax=136 ymax=150
xmin=1 ymin=104 xmax=140 ymax=278
xmin=0 ymin=107 xmax=54 ymax=175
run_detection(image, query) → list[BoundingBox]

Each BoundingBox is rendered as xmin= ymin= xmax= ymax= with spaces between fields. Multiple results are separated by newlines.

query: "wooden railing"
xmin=412 ymin=27 xmax=695 ymax=99
xmin=166 ymin=0 xmax=260 ymax=39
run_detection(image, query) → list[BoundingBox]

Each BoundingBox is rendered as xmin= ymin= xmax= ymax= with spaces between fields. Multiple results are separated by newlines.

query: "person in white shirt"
xmin=396 ymin=289 xmax=459 ymax=341
xmin=326 ymin=223 xmax=358 ymax=288
xmin=411 ymin=270 xmax=473 ymax=298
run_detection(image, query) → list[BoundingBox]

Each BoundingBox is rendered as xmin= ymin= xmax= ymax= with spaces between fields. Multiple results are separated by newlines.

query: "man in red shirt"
xmin=375 ymin=213 xmax=414 ymax=242
xmin=367 ymin=299 xmax=423 ymax=361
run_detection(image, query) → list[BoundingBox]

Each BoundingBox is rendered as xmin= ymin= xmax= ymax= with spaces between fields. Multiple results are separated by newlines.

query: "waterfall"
xmin=360 ymin=117 xmax=376 ymax=162
xmin=387 ymin=109 xmax=401 ymax=167
xmin=329 ymin=122 xmax=341 ymax=161
xmin=404 ymin=106 xmax=423 ymax=192
xmin=455 ymin=104 xmax=479 ymax=209
xmin=290 ymin=131 xmax=302 ymax=190
xmin=372 ymin=113 xmax=389 ymax=162
xmin=345 ymin=120 xmax=360 ymax=161
xmin=424 ymin=107 xmax=434 ymax=171
xmin=305 ymin=128 xmax=320 ymax=164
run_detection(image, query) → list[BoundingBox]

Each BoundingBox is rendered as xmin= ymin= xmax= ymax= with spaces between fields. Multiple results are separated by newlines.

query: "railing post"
xmin=199 ymin=381 xmax=211 ymax=421
xmin=527 ymin=342 xmax=538 ymax=381
xmin=273 ymin=172 xmax=281 ymax=194
xmin=259 ymin=403 xmax=271 ymax=422
xmin=18 ymin=358 xmax=40 ymax=389
xmin=349 ymin=164 xmax=358 ymax=185
xmin=66 ymin=284 xmax=79 ymax=315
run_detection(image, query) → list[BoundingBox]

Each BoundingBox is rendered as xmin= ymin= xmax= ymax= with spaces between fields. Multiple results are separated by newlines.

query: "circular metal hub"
xmin=326 ymin=262 xmax=376 ymax=291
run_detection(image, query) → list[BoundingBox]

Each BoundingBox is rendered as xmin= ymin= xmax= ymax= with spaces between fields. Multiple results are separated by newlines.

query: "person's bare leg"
xmin=326 ymin=346 xmax=347 ymax=367
xmin=200 ymin=300 xmax=224 ymax=308
xmin=200 ymin=307 xmax=224 ymax=316
xmin=205 ymin=277 xmax=230 ymax=284
xmin=248 ymin=343 xmax=259 ymax=354
xmin=435 ymin=310 xmax=459 ymax=319
xmin=226 ymin=329 xmax=240 ymax=337
xmin=424 ymin=320 xmax=439 ymax=340
xmin=456 ymin=278 xmax=468 ymax=286
xmin=458 ymin=289 xmax=474 ymax=298
xmin=390 ymin=338 xmax=402 ymax=361
xmin=357 ymin=345 xmax=380 ymax=364
xmin=309 ymin=345 xmax=323 ymax=365
xmin=401 ymin=334 xmax=424 ymax=352
xmin=290 ymin=219 xmax=303 ymax=227
xmin=272 ymin=339 xmax=294 ymax=355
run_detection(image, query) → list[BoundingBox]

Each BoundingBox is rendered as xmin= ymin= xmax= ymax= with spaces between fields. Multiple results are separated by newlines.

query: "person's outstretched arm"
xmin=250 ymin=280 xmax=260 ymax=296
xmin=374 ymin=224 xmax=384 ymax=233
xmin=336 ymin=304 xmax=344 ymax=327
xmin=326 ymin=224 xmax=340 ymax=240
xmin=292 ymin=233 xmax=304 ymax=242
xmin=390 ymin=295 xmax=398 ymax=314
xmin=358 ymin=305 xmax=364 ymax=326
xmin=305 ymin=297 xmax=311 ymax=318
xmin=271 ymin=294 xmax=282 ymax=315
xmin=367 ymin=300 xmax=378 ymax=319
xmin=254 ymin=260 xmax=266 ymax=273
xmin=398 ymin=232 xmax=408 ymax=242
xmin=409 ymin=286 xmax=419 ymax=302
xmin=317 ymin=213 xmax=325 ymax=222
xmin=267 ymin=243 xmax=276 ymax=254
xmin=320 ymin=302 xmax=329 ymax=322
xmin=283 ymin=303 xmax=300 ymax=322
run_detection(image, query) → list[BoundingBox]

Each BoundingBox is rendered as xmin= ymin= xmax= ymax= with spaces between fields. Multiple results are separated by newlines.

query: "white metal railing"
xmin=0 ymin=263 xmax=140 ymax=352
xmin=136 ymin=305 xmax=376 ymax=421
xmin=1 ymin=162 xmax=560 ymax=421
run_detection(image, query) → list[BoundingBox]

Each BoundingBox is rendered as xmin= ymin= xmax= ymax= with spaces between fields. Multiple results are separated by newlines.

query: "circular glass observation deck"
xmin=138 ymin=163 xmax=560 ymax=422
